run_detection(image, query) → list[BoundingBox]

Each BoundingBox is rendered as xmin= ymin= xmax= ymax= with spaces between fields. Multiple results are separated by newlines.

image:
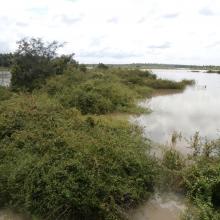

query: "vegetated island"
xmin=0 ymin=38 xmax=219 ymax=220
xmin=206 ymin=69 xmax=220 ymax=74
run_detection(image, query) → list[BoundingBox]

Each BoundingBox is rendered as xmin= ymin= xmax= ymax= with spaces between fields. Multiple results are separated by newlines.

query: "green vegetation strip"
xmin=0 ymin=38 xmax=197 ymax=220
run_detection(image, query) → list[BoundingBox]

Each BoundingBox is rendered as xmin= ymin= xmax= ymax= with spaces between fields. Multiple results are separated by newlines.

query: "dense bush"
xmin=175 ymin=136 xmax=220 ymax=220
xmin=0 ymin=94 xmax=158 ymax=219
xmin=44 ymin=70 xmax=144 ymax=114
xmin=43 ymin=67 xmax=192 ymax=115
xmin=97 ymin=63 xmax=109 ymax=70
xmin=0 ymin=86 xmax=13 ymax=101
xmin=143 ymin=79 xmax=194 ymax=90
xmin=11 ymin=38 xmax=76 ymax=91
xmin=0 ymin=53 xmax=13 ymax=68
xmin=1 ymin=40 xmax=200 ymax=220
xmin=207 ymin=70 xmax=220 ymax=74
xmin=181 ymin=158 xmax=220 ymax=219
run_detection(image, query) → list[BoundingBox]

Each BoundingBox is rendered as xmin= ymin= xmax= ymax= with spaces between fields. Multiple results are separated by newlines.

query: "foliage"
xmin=44 ymin=67 xmax=191 ymax=115
xmin=143 ymin=79 xmax=194 ymax=90
xmin=158 ymin=148 xmax=185 ymax=192
xmin=11 ymin=38 xmax=75 ymax=91
xmin=0 ymin=94 xmax=158 ymax=219
xmin=79 ymin=64 xmax=87 ymax=72
xmin=179 ymin=135 xmax=220 ymax=219
xmin=0 ymin=38 xmax=202 ymax=219
xmin=0 ymin=86 xmax=13 ymax=101
xmin=207 ymin=70 xmax=220 ymax=74
xmin=97 ymin=63 xmax=109 ymax=70
xmin=0 ymin=53 xmax=13 ymax=68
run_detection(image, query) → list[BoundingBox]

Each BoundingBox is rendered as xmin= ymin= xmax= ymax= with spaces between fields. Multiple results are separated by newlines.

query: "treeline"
xmin=92 ymin=63 xmax=220 ymax=70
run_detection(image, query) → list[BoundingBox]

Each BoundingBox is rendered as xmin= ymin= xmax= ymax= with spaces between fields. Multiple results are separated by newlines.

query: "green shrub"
xmin=11 ymin=38 xmax=75 ymax=91
xmin=61 ymin=89 xmax=114 ymax=114
xmin=0 ymin=94 xmax=158 ymax=219
xmin=143 ymin=79 xmax=189 ymax=90
xmin=97 ymin=63 xmax=109 ymax=70
xmin=0 ymin=86 xmax=12 ymax=101
xmin=46 ymin=74 xmax=139 ymax=114
xmin=162 ymin=149 xmax=184 ymax=171
xmin=79 ymin=64 xmax=87 ymax=72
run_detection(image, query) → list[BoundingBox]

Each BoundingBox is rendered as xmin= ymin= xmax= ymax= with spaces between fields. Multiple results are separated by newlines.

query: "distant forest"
xmin=1 ymin=52 xmax=220 ymax=70
xmin=87 ymin=63 xmax=220 ymax=70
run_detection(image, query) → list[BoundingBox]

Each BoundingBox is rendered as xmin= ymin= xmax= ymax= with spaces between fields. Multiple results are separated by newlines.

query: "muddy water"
xmin=130 ymin=69 xmax=220 ymax=219
xmin=133 ymin=69 xmax=220 ymax=154
xmin=129 ymin=193 xmax=186 ymax=220
xmin=0 ymin=210 xmax=28 ymax=220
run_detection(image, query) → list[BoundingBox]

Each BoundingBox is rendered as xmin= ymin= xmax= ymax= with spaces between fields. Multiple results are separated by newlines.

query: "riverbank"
xmin=0 ymin=67 xmax=195 ymax=220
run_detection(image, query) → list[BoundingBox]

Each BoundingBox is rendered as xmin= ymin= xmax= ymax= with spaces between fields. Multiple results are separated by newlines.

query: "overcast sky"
xmin=0 ymin=0 xmax=220 ymax=65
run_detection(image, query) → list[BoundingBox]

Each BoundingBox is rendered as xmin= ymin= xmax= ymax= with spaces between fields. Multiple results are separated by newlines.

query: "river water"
xmin=133 ymin=69 xmax=220 ymax=154
xmin=130 ymin=69 xmax=220 ymax=220
xmin=0 ymin=71 xmax=11 ymax=87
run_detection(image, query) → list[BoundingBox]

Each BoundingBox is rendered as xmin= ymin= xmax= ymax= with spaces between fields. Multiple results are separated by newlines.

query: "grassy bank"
xmin=0 ymin=66 xmax=195 ymax=219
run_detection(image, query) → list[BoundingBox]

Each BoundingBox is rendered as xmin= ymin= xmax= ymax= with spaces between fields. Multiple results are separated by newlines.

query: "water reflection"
xmin=134 ymin=69 xmax=220 ymax=153
xmin=0 ymin=71 xmax=11 ymax=87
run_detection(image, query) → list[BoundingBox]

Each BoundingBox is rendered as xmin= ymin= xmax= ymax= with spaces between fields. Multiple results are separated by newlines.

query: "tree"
xmin=79 ymin=64 xmax=87 ymax=72
xmin=0 ymin=53 xmax=14 ymax=67
xmin=11 ymin=38 xmax=75 ymax=91
xmin=97 ymin=63 xmax=109 ymax=70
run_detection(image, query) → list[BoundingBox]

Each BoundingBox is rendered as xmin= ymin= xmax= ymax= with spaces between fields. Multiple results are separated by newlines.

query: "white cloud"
xmin=0 ymin=0 xmax=219 ymax=65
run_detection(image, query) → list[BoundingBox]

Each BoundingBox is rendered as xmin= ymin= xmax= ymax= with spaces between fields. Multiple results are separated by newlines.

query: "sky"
xmin=0 ymin=0 xmax=220 ymax=65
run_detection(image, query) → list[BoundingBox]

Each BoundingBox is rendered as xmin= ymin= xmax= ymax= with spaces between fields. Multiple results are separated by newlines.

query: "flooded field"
xmin=130 ymin=69 xmax=220 ymax=220
xmin=133 ymin=69 xmax=220 ymax=153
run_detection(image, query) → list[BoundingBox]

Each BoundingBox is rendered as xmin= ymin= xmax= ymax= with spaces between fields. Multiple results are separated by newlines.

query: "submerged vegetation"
xmin=157 ymin=134 xmax=220 ymax=220
xmin=0 ymin=38 xmax=216 ymax=220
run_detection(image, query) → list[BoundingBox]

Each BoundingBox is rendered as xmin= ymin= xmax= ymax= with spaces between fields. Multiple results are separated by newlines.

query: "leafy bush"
xmin=0 ymin=86 xmax=13 ymax=101
xmin=97 ymin=63 xmax=109 ymax=70
xmin=0 ymin=94 xmax=158 ymax=219
xmin=79 ymin=64 xmax=87 ymax=72
xmin=11 ymin=38 xmax=75 ymax=91
xmin=144 ymin=79 xmax=194 ymax=90
xmin=45 ymin=74 xmax=140 ymax=114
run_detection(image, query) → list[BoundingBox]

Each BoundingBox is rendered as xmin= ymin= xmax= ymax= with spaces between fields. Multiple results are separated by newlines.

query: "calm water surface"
xmin=0 ymin=71 xmax=11 ymax=86
xmin=133 ymin=69 xmax=220 ymax=153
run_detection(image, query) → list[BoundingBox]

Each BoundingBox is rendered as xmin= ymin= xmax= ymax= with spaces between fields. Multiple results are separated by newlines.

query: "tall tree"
xmin=11 ymin=38 xmax=75 ymax=91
